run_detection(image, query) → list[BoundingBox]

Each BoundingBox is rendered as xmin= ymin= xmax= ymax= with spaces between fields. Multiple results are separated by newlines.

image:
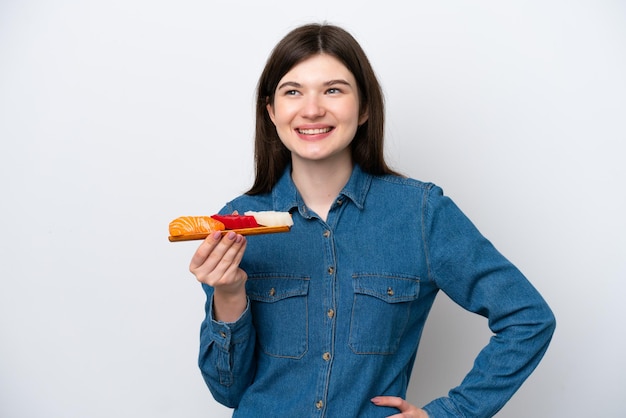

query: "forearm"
xmin=422 ymin=301 xmax=556 ymax=417
xmin=198 ymin=285 xmax=256 ymax=408
xmin=213 ymin=287 xmax=248 ymax=323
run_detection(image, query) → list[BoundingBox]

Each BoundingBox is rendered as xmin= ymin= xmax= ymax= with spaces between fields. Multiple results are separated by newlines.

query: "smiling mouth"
xmin=297 ymin=127 xmax=333 ymax=135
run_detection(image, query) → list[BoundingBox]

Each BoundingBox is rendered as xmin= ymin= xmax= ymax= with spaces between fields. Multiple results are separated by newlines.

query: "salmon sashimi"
xmin=169 ymin=216 xmax=225 ymax=237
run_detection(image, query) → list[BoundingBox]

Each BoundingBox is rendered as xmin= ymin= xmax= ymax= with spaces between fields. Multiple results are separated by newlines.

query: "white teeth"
xmin=298 ymin=127 xmax=331 ymax=135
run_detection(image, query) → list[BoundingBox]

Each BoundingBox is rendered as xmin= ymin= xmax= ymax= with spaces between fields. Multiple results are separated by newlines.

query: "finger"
xmin=372 ymin=396 xmax=426 ymax=418
xmin=189 ymin=231 xmax=223 ymax=271
xmin=371 ymin=396 xmax=406 ymax=409
xmin=212 ymin=235 xmax=247 ymax=283
xmin=372 ymin=396 xmax=413 ymax=415
xmin=209 ymin=232 xmax=245 ymax=272
xmin=196 ymin=233 xmax=247 ymax=286
xmin=194 ymin=231 xmax=239 ymax=271
xmin=229 ymin=234 xmax=247 ymax=266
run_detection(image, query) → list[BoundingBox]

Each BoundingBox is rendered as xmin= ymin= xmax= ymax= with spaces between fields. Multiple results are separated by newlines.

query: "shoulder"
xmin=359 ymin=174 xmax=451 ymax=217
xmin=371 ymin=173 xmax=443 ymax=196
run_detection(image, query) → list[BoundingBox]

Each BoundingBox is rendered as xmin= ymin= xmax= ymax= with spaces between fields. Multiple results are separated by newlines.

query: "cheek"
xmin=335 ymin=101 xmax=362 ymax=125
xmin=276 ymin=132 xmax=294 ymax=151
xmin=269 ymin=106 xmax=289 ymax=127
xmin=267 ymin=99 xmax=294 ymax=126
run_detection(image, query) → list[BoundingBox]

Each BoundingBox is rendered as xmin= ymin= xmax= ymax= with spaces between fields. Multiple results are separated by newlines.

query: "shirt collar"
xmin=272 ymin=164 xmax=372 ymax=212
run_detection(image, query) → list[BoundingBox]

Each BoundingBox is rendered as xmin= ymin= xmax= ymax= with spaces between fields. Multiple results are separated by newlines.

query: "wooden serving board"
xmin=168 ymin=225 xmax=291 ymax=242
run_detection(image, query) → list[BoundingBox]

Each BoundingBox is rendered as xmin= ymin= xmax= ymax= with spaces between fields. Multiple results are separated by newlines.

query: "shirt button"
xmin=269 ymin=287 xmax=276 ymax=296
xmin=322 ymin=352 xmax=331 ymax=361
xmin=327 ymin=308 xmax=335 ymax=319
xmin=327 ymin=266 xmax=334 ymax=275
xmin=323 ymin=230 xmax=330 ymax=238
xmin=315 ymin=400 xmax=324 ymax=409
xmin=337 ymin=199 xmax=343 ymax=205
xmin=219 ymin=331 xmax=227 ymax=338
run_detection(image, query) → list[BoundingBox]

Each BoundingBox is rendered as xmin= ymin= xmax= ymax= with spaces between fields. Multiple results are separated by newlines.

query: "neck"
xmin=291 ymin=154 xmax=353 ymax=221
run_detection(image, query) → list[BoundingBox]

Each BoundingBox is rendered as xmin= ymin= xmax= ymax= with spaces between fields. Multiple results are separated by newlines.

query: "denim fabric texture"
xmin=198 ymin=164 xmax=556 ymax=417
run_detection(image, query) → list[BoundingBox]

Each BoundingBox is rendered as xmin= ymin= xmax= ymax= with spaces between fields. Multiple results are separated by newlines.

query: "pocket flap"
xmin=247 ymin=275 xmax=309 ymax=303
xmin=352 ymin=274 xmax=420 ymax=303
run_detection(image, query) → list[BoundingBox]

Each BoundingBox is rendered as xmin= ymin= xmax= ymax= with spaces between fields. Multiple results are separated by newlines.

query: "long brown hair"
xmin=247 ymin=23 xmax=398 ymax=195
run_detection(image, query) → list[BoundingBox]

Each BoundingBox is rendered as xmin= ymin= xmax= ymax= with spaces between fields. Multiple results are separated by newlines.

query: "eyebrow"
xmin=277 ymin=79 xmax=353 ymax=91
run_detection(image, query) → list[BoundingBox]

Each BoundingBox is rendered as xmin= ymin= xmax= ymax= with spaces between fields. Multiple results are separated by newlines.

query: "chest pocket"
xmin=349 ymin=273 xmax=420 ymax=355
xmin=247 ymin=275 xmax=309 ymax=359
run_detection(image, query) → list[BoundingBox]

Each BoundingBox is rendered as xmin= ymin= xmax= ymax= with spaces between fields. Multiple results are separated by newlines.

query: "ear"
xmin=358 ymin=109 xmax=369 ymax=126
xmin=266 ymin=98 xmax=276 ymax=125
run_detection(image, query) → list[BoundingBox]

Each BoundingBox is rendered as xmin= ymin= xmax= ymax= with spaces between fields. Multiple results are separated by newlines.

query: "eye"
xmin=285 ymin=90 xmax=300 ymax=96
xmin=326 ymin=87 xmax=341 ymax=94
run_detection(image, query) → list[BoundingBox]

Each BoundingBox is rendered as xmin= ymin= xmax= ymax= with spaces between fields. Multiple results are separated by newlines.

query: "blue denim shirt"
xmin=198 ymin=164 xmax=555 ymax=417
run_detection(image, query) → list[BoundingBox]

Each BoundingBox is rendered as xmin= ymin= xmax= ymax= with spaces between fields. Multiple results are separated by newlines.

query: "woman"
xmin=190 ymin=23 xmax=555 ymax=417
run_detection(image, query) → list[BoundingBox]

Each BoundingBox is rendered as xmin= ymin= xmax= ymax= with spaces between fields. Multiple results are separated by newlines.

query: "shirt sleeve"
xmin=420 ymin=185 xmax=556 ymax=418
xmin=198 ymin=283 xmax=256 ymax=409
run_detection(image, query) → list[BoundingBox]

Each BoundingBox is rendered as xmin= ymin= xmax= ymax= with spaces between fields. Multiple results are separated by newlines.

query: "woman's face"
xmin=267 ymin=54 xmax=368 ymax=167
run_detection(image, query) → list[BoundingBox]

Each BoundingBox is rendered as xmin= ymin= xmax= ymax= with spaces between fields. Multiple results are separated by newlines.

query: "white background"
xmin=1 ymin=1 xmax=625 ymax=417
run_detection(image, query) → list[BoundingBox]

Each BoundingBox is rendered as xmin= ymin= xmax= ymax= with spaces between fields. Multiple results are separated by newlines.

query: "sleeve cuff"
xmin=207 ymin=296 xmax=252 ymax=351
xmin=423 ymin=397 xmax=463 ymax=418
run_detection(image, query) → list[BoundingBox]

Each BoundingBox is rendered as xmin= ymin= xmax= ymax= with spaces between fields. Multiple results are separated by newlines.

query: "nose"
xmin=301 ymin=95 xmax=325 ymax=119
